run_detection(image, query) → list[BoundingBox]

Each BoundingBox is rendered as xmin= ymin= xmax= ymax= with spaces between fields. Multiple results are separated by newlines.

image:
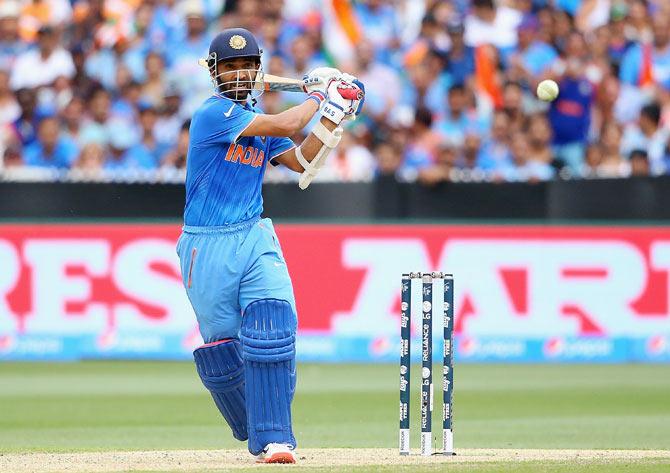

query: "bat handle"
xmin=337 ymin=87 xmax=364 ymax=101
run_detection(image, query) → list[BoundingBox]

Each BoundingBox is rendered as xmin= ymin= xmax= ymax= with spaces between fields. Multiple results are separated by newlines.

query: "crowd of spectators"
xmin=1 ymin=0 xmax=670 ymax=184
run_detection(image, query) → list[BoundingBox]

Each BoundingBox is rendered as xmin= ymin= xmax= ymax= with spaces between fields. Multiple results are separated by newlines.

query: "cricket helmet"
xmin=207 ymin=28 xmax=262 ymax=66
xmin=206 ymin=28 xmax=264 ymax=101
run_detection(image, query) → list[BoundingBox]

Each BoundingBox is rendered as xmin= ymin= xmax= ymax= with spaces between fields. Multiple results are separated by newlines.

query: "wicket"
xmin=399 ymin=271 xmax=454 ymax=456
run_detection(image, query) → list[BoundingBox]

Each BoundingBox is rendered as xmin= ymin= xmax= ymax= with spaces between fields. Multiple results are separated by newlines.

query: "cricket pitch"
xmin=2 ymin=448 xmax=669 ymax=472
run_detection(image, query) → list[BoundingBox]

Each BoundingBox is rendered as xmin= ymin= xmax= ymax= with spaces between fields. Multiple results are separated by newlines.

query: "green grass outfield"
xmin=1 ymin=362 xmax=669 ymax=472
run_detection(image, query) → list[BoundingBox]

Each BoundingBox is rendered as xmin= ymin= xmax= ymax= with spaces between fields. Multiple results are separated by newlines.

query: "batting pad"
xmin=241 ymin=299 xmax=297 ymax=455
xmin=193 ymin=339 xmax=248 ymax=441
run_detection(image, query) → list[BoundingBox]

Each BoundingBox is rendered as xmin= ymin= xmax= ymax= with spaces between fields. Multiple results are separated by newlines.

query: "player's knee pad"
xmin=241 ymin=299 xmax=297 ymax=455
xmin=243 ymin=298 xmax=297 ymax=398
xmin=193 ymin=339 xmax=248 ymax=441
xmin=241 ymin=299 xmax=296 ymax=363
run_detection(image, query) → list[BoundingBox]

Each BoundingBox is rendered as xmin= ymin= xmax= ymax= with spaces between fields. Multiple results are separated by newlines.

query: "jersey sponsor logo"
xmin=224 ymin=142 xmax=265 ymax=168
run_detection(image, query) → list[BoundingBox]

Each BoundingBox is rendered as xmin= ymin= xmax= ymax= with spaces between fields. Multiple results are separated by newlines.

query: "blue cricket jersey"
xmin=184 ymin=95 xmax=296 ymax=226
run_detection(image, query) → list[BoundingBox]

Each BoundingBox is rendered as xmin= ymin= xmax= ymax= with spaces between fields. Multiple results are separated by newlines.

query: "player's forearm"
xmin=275 ymin=117 xmax=339 ymax=173
xmin=299 ymin=117 xmax=338 ymax=161
xmin=276 ymin=100 xmax=320 ymax=135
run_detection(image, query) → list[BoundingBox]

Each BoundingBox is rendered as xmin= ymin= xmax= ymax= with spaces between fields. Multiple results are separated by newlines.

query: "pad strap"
xmin=312 ymin=120 xmax=342 ymax=148
xmin=295 ymin=146 xmax=311 ymax=173
xmin=296 ymin=125 xmax=343 ymax=189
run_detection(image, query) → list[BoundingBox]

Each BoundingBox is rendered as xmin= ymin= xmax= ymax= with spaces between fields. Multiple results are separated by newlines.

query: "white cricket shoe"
xmin=256 ymin=443 xmax=296 ymax=464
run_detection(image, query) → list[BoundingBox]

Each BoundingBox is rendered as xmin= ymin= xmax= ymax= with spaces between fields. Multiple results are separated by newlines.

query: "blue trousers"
xmin=176 ymin=217 xmax=297 ymax=342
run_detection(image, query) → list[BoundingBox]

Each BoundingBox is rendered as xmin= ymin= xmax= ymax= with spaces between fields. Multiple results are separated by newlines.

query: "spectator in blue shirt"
xmin=23 ymin=116 xmax=78 ymax=169
xmin=150 ymin=0 xmax=183 ymax=54
xmin=258 ymin=14 xmax=284 ymax=61
xmin=548 ymin=73 xmax=594 ymax=172
xmin=423 ymin=49 xmax=451 ymax=118
xmin=434 ymin=84 xmax=485 ymax=147
xmin=84 ymin=40 xmax=129 ymax=92
xmin=620 ymin=15 xmax=670 ymax=89
xmin=80 ymin=87 xmax=116 ymax=146
xmin=141 ymin=51 xmax=168 ymax=107
xmin=527 ymin=113 xmax=556 ymax=169
xmin=284 ymin=34 xmax=327 ymax=82
xmin=402 ymin=107 xmax=442 ymax=176
xmin=69 ymin=44 xmax=100 ymax=101
xmin=548 ymin=32 xmax=594 ymax=172
xmin=620 ymin=102 xmax=669 ymax=175
xmin=0 ymin=1 xmax=27 ymax=71
xmin=499 ymin=132 xmax=554 ymax=182
xmin=607 ymin=4 xmax=633 ymax=73
xmin=168 ymin=1 xmax=212 ymax=115
xmin=351 ymin=39 xmax=401 ymax=125
xmin=121 ymin=103 xmax=169 ymax=169
xmin=354 ymin=0 xmax=400 ymax=65
xmin=123 ymin=3 xmax=161 ymax=81
xmin=154 ymin=83 xmax=184 ymax=148
xmin=60 ymin=95 xmax=85 ymax=146
xmin=508 ymin=14 xmax=557 ymax=82
xmin=168 ymin=0 xmax=212 ymax=66
xmin=445 ymin=20 xmax=475 ymax=87
xmin=461 ymin=133 xmax=483 ymax=171
xmin=478 ymin=110 xmax=512 ymax=172
xmin=104 ymin=121 xmax=136 ymax=171
xmin=111 ymin=79 xmax=142 ymax=125
xmin=502 ymin=81 xmax=527 ymax=135
xmin=11 ymin=88 xmax=44 ymax=146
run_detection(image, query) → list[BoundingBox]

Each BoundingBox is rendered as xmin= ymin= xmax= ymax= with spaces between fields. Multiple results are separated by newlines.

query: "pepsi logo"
xmin=543 ymin=337 xmax=565 ymax=357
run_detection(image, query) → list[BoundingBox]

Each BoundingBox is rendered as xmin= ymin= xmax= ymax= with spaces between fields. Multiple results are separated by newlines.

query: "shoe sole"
xmin=258 ymin=452 xmax=296 ymax=464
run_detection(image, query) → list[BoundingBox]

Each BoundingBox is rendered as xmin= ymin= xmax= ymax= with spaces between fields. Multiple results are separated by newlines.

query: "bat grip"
xmin=337 ymin=87 xmax=364 ymax=101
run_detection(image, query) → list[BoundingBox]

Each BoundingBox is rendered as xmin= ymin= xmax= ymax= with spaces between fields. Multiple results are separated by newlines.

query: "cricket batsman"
xmin=176 ymin=28 xmax=364 ymax=463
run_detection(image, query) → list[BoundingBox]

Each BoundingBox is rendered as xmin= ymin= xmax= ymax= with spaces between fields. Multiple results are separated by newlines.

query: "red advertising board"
xmin=1 ymin=224 xmax=670 ymax=341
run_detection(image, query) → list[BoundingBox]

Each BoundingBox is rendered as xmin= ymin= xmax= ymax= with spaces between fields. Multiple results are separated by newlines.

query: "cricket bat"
xmin=197 ymin=58 xmax=363 ymax=100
